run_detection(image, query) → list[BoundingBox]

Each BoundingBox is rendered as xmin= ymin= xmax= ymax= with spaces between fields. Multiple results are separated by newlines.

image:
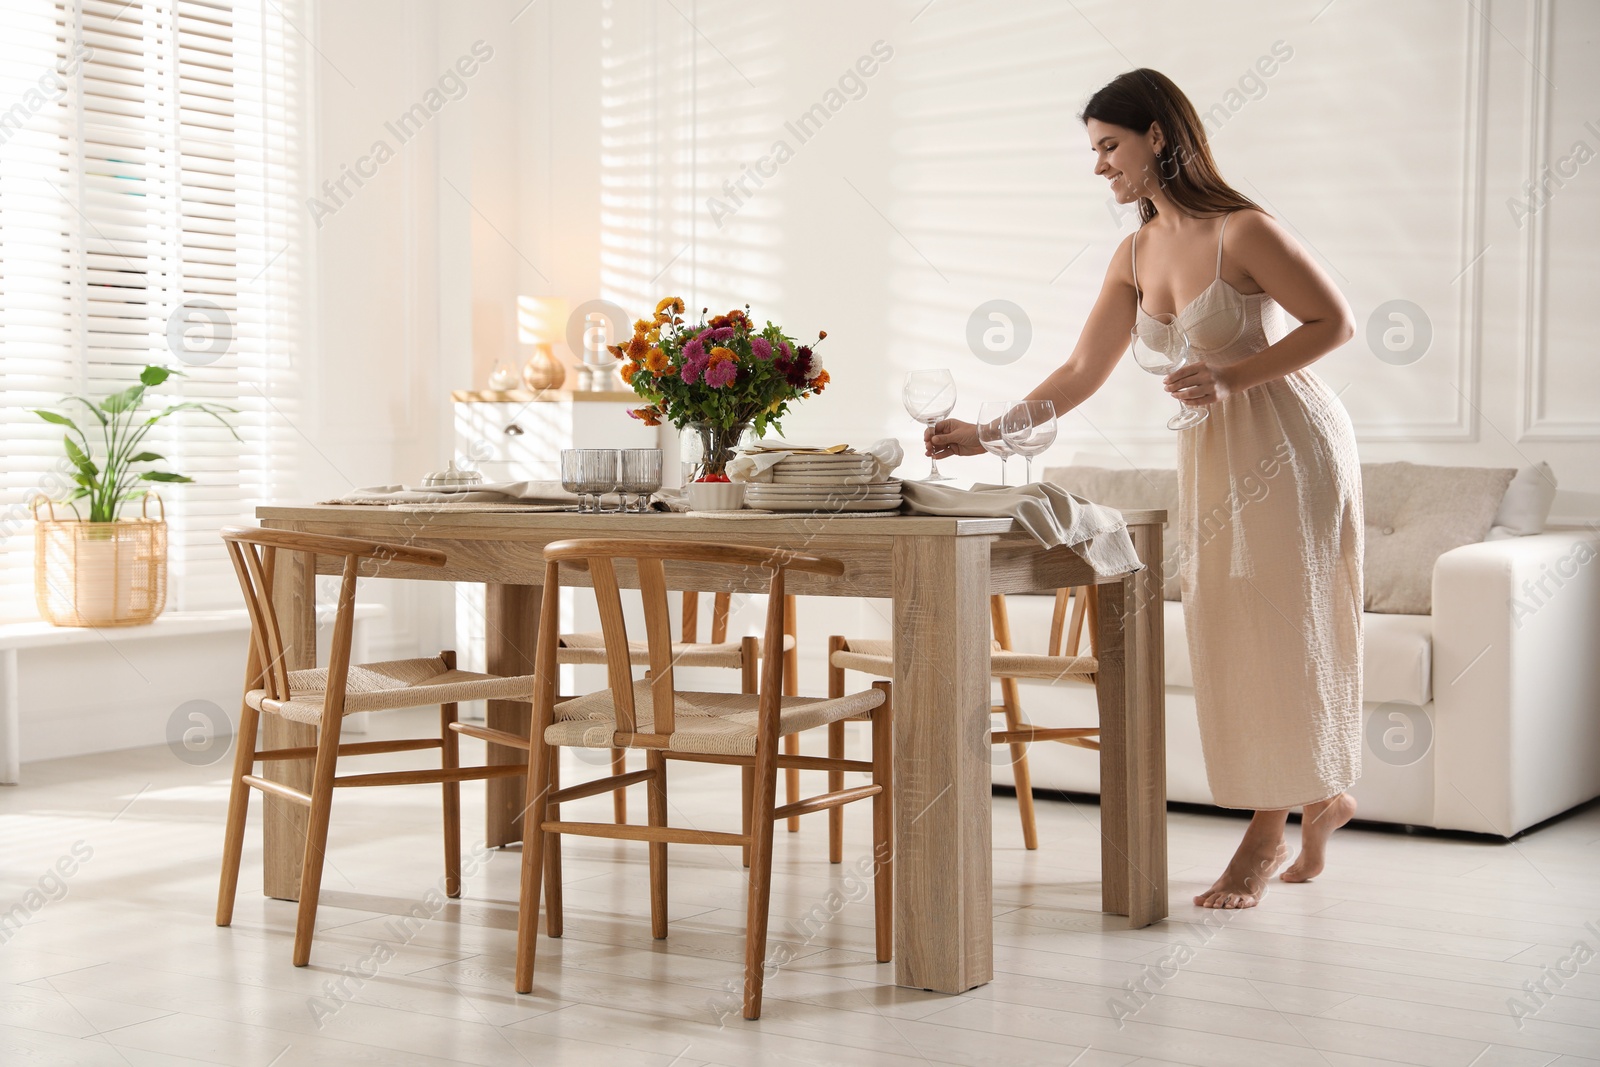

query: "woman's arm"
xmin=1165 ymin=209 xmax=1355 ymax=404
xmin=927 ymin=236 xmax=1138 ymax=458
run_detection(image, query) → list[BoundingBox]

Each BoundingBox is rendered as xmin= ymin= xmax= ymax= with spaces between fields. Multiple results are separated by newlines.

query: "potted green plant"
xmin=31 ymin=365 xmax=237 ymax=626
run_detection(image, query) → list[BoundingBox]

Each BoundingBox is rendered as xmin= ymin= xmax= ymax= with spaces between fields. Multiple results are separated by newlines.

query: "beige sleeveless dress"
xmin=1132 ymin=213 xmax=1363 ymax=810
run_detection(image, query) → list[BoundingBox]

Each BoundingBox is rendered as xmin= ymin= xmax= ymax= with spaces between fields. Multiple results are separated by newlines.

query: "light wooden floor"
xmin=3 ymin=708 xmax=1598 ymax=1067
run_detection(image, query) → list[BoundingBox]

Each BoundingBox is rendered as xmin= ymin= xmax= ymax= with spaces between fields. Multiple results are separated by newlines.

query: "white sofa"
xmin=990 ymin=464 xmax=1600 ymax=839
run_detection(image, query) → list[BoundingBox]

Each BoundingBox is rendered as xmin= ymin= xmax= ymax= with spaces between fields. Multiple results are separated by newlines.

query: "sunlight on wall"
xmin=598 ymin=0 xmax=786 ymax=321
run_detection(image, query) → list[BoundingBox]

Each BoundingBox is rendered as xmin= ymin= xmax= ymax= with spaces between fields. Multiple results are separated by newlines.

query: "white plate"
xmin=747 ymin=492 xmax=902 ymax=504
xmin=756 ymin=499 xmax=903 ymax=513
xmin=748 ymin=479 xmax=902 ymax=492
xmin=745 ymin=489 xmax=902 ymax=502
xmin=745 ymin=495 xmax=908 ymax=508
xmin=769 ymin=474 xmax=881 ymax=486
xmin=693 ymin=508 xmax=902 ymax=518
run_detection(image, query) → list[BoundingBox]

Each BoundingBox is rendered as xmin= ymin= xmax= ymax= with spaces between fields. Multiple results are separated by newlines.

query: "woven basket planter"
xmin=33 ymin=495 xmax=168 ymax=627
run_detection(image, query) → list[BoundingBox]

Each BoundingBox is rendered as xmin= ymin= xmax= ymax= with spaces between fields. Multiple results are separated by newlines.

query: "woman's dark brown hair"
xmin=1081 ymin=68 xmax=1261 ymax=225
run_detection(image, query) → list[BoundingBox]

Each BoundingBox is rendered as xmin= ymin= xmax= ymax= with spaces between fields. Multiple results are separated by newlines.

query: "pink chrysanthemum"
xmin=749 ymin=336 xmax=772 ymax=360
xmin=704 ymin=359 xmax=737 ymax=388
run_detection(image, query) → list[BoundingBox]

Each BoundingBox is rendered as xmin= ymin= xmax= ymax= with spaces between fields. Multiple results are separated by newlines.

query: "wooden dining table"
xmin=253 ymin=503 xmax=1168 ymax=995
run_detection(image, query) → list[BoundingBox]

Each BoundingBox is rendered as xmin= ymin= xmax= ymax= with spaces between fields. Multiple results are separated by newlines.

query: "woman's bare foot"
xmin=1281 ymin=793 xmax=1357 ymax=883
xmin=1194 ymin=813 xmax=1290 ymax=909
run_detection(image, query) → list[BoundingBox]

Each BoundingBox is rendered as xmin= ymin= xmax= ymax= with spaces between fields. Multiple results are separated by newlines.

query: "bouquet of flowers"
xmin=615 ymin=297 xmax=830 ymax=480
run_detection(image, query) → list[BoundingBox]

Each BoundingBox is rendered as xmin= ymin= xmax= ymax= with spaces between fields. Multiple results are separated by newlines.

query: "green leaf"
xmin=125 ymin=451 xmax=164 ymax=463
xmin=147 ymin=401 xmax=240 ymax=441
xmin=139 ymin=365 xmax=173 ymax=387
xmin=63 ymin=396 xmax=108 ymax=425
xmin=63 ymin=436 xmax=98 ymax=476
xmin=33 ymin=409 xmax=79 ymax=432
xmin=100 ymin=384 xmax=146 ymax=414
xmin=140 ymin=471 xmax=193 ymax=483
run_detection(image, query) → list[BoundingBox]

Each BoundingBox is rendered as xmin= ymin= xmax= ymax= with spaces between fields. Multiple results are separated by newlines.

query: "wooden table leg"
xmin=263 ymin=550 xmax=317 ymax=900
xmin=1095 ymin=522 xmax=1168 ymax=928
xmin=485 ymin=583 xmax=541 ymax=847
xmin=892 ymin=535 xmax=993 ymax=993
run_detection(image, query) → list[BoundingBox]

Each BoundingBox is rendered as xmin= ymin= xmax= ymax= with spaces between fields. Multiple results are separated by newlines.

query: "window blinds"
xmin=0 ymin=0 xmax=305 ymax=620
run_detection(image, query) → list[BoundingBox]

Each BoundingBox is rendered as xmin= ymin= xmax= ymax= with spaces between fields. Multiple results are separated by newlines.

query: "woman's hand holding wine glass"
xmin=975 ymin=401 xmax=1016 ymax=485
xmin=904 ymin=370 xmax=958 ymax=481
xmin=999 ymin=399 xmax=1057 ymax=484
xmin=1130 ymin=313 xmax=1210 ymax=430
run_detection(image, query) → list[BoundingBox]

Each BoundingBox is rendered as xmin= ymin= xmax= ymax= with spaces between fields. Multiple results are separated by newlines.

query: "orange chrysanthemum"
xmin=811 ymin=369 xmax=830 ymax=393
xmin=654 ymin=296 xmax=685 ymax=320
xmin=708 ymin=346 xmax=736 ymax=365
xmin=644 ymin=347 xmax=669 ymax=372
xmin=631 ymin=405 xmax=661 ymax=426
xmin=632 ymin=318 xmax=652 ymax=337
xmin=620 ymin=361 xmax=640 ymax=384
xmin=608 ymin=343 xmax=627 ymax=361
xmin=626 ymin=335 xmax=649 ymax=360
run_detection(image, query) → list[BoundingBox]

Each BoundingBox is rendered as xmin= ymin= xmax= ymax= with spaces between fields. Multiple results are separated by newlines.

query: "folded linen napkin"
xmin=900 ymin=480 xmax=1143 ymax=577
xmin=726 ymin=439 xmax=904 ymax=484
xmin=323 ymin=480 xmax=581 ymax=506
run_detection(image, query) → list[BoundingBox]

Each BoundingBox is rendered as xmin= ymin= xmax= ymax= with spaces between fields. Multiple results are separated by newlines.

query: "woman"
xmin=928 ymin=69 xmax=1363 ymax=910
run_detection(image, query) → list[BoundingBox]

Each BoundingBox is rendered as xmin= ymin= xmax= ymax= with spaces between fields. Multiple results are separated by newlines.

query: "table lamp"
xmin=516 ymin=295 xmax=568 ymax=391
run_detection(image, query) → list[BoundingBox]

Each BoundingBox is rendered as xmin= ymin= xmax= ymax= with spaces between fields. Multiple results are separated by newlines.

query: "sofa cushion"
xmin=1361 ymin=612 xmax=1433 ymax=705
xmin=1487 ymin=462 xmax=1557 ymax=540
xmin=1361 ymin=462 xmax=1514 ymax=614
xmin=1042 ymin=466 xmax=1180 ymax=600
xmin=1159 ymin=600 xmax=1432 ymax=706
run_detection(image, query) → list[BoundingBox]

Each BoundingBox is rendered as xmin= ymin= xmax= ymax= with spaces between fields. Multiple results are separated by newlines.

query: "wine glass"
xmin=1130 ymin=313 xmax=1210 ymax=430
xmin=904 ymin=369 xmax=958 ymax=482
xmin=976 ymin=401 xmax=1016 ymax=485
xmin=618 ymin=448 xmax=663 ymax=512
xmin=1000 ymin=400 xmax=1057 ymax=484
xmin=559 ymin=449 xmax=591 ymax=512
xmin=580 ymin=449 xmax=622 ymax=512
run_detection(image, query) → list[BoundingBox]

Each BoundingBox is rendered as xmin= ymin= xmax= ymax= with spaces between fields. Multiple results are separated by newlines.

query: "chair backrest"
xmin=681 ymin=590 xmax=731 ymax=644
xmin=537 ymin=538 xmax=843 ymax=748
xmin=220 ymin=526 xmax=446 ymax=706
xmin=1047 ymin=586 xmax=1097 ymax=659
xmin=680 ymin=590 xmax=798 ymax=654
xmin=990 ymin=586 xmax=1096 ymax=660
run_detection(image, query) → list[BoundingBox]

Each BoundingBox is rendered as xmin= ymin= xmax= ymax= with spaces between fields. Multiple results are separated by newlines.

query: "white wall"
xmin=296 ymin=0 xmax=1600 ymax=664
xmin=514 ymin=0 xmax=1600 ymax=518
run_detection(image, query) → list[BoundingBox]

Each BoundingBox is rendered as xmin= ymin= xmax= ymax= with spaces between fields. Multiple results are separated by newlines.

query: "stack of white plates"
xmin=744 ymin=452 xmax=902 ymax=512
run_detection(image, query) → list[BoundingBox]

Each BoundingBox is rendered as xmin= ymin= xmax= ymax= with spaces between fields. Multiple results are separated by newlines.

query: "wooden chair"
xmin=215 ymin=526 xmax=537 ymax=967
xmin=511 ymin=538 xmax=891 ymax=1019
xmin=827 ymin=586 xmax=1097 ymax=854
xmin=556 ymin=591 xmax=800 ymax=827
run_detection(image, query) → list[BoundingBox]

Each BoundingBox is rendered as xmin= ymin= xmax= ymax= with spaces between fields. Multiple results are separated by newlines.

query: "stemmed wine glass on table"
xmin=1130 ymin=312 xmax=1210 ymax=430
xmin=976 ymin=401 xmax=1016 ymax=485
xmin=999 ymin=399 xmax=1057 ymax=484
xmin=903 ymin=369 xmax=957 ymax=482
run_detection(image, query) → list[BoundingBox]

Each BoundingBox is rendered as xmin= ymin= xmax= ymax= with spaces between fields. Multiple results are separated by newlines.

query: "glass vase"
xmin=681 ymin=420 xmax=753 ymax=483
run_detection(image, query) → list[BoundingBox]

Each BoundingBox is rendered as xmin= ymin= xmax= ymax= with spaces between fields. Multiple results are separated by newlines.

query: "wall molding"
xmin=1350 ymin=2 xmax=1487 ymax=442
xmin=1519 ymin=0 xmax=1600 ymax=441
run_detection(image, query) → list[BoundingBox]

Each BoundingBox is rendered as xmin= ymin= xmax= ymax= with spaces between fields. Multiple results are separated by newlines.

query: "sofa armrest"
xmin=1431 ymin=529 xmax=1600 ymax=835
